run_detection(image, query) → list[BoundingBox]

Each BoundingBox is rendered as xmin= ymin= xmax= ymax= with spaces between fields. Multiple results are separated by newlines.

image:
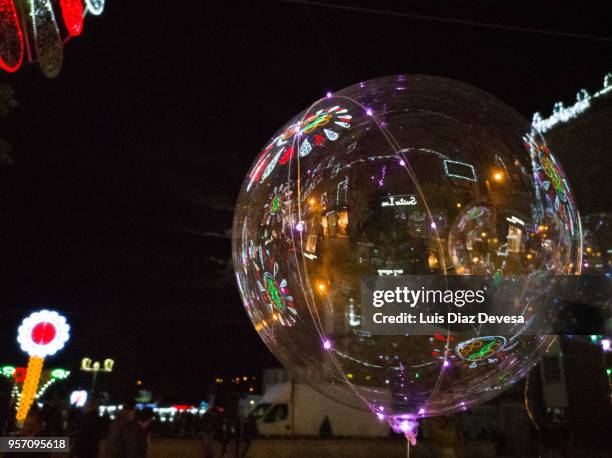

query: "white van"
xmin=249 ymin=382 xmax=389 ymax=437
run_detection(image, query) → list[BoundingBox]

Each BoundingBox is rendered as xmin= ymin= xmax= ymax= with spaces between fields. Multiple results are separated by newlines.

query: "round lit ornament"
xmin=232 ymin=75 xmax=582 ymax=441
xmin=0 ymin=0 xmax=106 ymax=77
xmin=16 ymin=310 xmax=70 ymax=422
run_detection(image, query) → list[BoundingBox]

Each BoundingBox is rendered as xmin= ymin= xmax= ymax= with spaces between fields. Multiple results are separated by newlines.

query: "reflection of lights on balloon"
xmin=492 ymin=169 xmax=504 ymax=182
xmin=233 ymin=75 xmax=582 ymax=440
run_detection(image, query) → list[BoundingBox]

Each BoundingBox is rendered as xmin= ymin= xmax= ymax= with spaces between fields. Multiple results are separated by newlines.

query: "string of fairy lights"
xmin=532 ymin=73 xmax=612 ymax=133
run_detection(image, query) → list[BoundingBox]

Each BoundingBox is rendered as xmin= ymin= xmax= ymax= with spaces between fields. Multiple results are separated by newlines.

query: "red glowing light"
xmin=173 ymin=405 xmax=191 ymax=411
xmin=60 ymin=0 xmax=85 ymax=36
xmin=278 ymin=147 xmax=294 ymax=165
xmin=13 ymin=367 xmax=27 ymax=383
xmin=0 ymin=0 xmax=24 ymax=72
xmin=31 ymin=322 xmax=57 ymax=346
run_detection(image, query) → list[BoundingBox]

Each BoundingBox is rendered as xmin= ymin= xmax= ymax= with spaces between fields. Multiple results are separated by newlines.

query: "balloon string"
xmin=523 ymin=372 xmax=543 ymax=458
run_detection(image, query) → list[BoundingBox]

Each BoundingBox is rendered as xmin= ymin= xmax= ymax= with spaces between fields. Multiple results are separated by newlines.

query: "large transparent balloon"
xmin=232 ymin=75 xmax=581 ymax=433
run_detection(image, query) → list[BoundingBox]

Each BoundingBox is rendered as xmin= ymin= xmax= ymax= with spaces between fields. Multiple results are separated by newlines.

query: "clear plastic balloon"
xmin=232 ymin=75 xmax=582 ymax=433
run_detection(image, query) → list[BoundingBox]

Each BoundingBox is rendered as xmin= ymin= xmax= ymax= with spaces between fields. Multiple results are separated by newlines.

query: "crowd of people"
xmin=0 ymin=401 xmax=256 ymax=458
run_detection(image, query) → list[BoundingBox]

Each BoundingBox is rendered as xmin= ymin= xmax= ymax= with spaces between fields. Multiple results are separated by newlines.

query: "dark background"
xmin=0 ymin=0 xmax=610 ymax=402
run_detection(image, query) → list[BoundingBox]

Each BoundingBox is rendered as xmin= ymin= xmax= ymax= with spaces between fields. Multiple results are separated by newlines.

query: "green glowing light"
xmin=50 ymin=369 xmax=70 ymax=379
xmin=265 ymin=274 xmax=284 ymax=312
xmin=271 ymin=196 xmax=280 ymax=214
xmin=607 ymin=368 xmax=611 ymax=376
xmin=1 ymin=366 xmax=15 ymax=377
xmin=415 ymin=372 xmax=420 ymax=379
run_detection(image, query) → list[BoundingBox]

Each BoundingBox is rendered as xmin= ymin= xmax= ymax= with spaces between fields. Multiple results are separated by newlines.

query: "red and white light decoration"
xmin=17 ymin=310 xmax=70 ymax=358
xmin=0 ymin=0 xmax=106 ymax=77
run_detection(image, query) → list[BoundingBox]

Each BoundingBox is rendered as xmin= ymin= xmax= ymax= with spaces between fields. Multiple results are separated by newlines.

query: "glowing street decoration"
xmin=443 ymin=159 xmax=477 ymax=182
xmin=84 ymin=0 xmax=105 ymax=15
xmin=30 ymin=0 xmax=63 ymax=78
xmin=0 ymin=0 xmax=24 ymax=72
xmin=253 ymin=245 xmax=297 ymax=327
xmin=15 ymin=310 xmax=70 ymax=423
xmin=246 ymin=105 xmax=352 ymax=191
xmin=532 ymin=73 xmax=612 ymax=133
xmin=60 ymin=0 xmax=85 ymax=36
xmin=81 ymin=357 xmax=114 ymax=394
xmin=70 ymin=390 xmax=88 ymax=407
xmin=0 ymin=0 xmax=106 ymax=77
xmin=455 ymin=336 xmax=506 ymax=364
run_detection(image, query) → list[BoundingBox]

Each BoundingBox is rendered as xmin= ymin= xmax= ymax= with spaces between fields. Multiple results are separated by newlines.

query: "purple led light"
xmin=443 ymin=359 xmax=450 ymax=368
xmin=601 ymin=339 xmax=611 ymax=352
xmin=366 ymin=108 xmax=373 ymax=116
xmin=376 ymin=412 xmax=384 ymax=421
xmin=430 ymin=221 xmax=437 ymax=229
xmin=296 ymin=222 xmax=304 ymax=232
xmin=323 ymin=340 xmax=332 ymax=350
xmin=326 ymin=91 xmax=332 ymax=98
xmin=399 ymin=421 xmax=411 ymax=433
xmin=418 ymin=408 xmax=426 ymax=415
xmin=399 ymin=160 xmax=406 ymax=166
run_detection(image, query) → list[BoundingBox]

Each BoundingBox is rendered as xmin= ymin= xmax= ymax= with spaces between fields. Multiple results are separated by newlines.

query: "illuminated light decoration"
xmin=246 ymin=106 xmax=351 ymax=191
xmin=84 ymin=0 xmax=104 ymax=15
xmin=455 ymin=336 xmax=507 ymax=364
xmin=532 ymin=73 xmax=612 ymax=133
xmin=16 ymin=310 xmax=70 ymax=423
xmin=524 ymin=133 xmax=579 ymax=240
xmin=70 ymin=390 xmax=88 ymax=407
xmin=253 ymin=246 xmax=297 ymax=327
xmin=1 ymin=365 xmax=16 ymax=377
xmin=299 ymin=138 xmax=312 ymax=157
xmin=263 ymin=184 xmax=290 ymax=228
xmin=380 ymin=195 xmax=417 ymax=208
xmin=323 ymin=339 xmax=332 ymax=350
xmin=0 ymin=0 xmax=105 ymax=77
xmin=14 ymin=367 xmax=27 ymax=383
xmin=30 ymin=0 xmax=64 ymax=78
xmin=81 ymin=357 xmax=114 ymax=394
xmin=60 ymin=0 xmax=85 ymax=36
xmin=16 ymin=356 xmax=44 ymax=422
xmin=506 ymin=216 xmax=525 ymax=226
xmin=18 ymin=310 xmax=70 ymax=357
xmin=442 ymin=159 xmax=477 ymax=182
xmin=0 ymin=0 xmax=24 ymax=72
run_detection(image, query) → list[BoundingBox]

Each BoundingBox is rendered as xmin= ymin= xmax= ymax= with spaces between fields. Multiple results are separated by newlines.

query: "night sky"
xmin=0 ymin=1 xmax=610 ymax=402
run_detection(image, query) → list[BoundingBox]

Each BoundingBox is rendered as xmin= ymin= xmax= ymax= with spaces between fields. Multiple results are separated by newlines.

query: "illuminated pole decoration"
xmin=16 ymin=310 xmax=70 ymax=423
xmin=81 ymin=357 xmax=114 ymax=394
xmin=0 ymin=0 xmax=106 ymax=77
xmin=0 ymin=0 xmax=24 ymax=72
